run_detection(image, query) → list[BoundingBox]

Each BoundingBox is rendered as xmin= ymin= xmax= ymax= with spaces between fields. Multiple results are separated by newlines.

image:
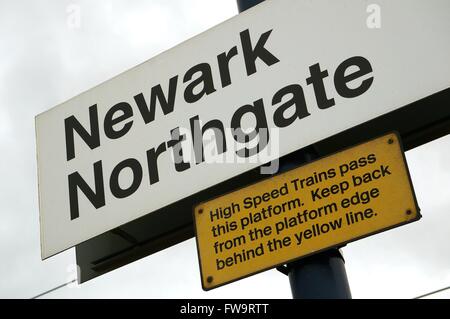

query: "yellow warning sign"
xmin=193 ymin=132 xmax=420 ymax=290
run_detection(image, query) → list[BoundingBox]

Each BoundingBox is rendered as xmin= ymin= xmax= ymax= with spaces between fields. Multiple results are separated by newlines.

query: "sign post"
xmin=278 ymin=152 xmax=352 ymax=299
xmin=237 ymin=0 xmax=352 ymax=299
xmin=287 ymin=249 xmax=351 ymax=299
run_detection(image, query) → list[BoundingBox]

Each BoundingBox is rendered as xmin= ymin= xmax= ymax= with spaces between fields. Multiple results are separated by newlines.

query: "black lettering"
xmin=166 ymin=127 xmax=191 ymax=172
xmin=133 ymin=75 xmax=178 ymax=124
xmin=311 ymin=188 xmax=322 ymax=201
xmin=334 ymin=56 xmax=374 ymax=98
xmin=381 ymin=165 xmax=391 ymax=176
xmin=231 ymin=99 xmax=269 ymax=157
xmin=146 ymin=142 xmax=167 ymax=185
xmin=109 ymin=158 xmax=143 ymax=199
xmin=240 ymin=29 xmax=280 ymax=76
xmin=217 ymin=46 xmax=238 ymax=88
xmin=272 ymin=84 xmax=310 ymax=127
xmin=190 ymin=115 xmax=227 ymax=164
xmin=64 ymin=104 xmax=100 ymax=161
xmin=183 ymin=63 xmax=216 ymax=103
xmin=68 ymin=160 xmax=105 ymax=220
xmin=306 ymin=63 xmax=335 ymax=109
xmin=103 ymin=102 xmax=133 ymax=139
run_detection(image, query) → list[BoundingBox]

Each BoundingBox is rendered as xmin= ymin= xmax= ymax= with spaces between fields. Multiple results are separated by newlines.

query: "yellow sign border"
xmin=193 ymin=132 xmax=421 ymax=291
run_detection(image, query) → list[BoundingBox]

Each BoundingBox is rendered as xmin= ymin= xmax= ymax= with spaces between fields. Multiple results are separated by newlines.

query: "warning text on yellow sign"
xmin=194 ymin=133 xmax=420 ymax=290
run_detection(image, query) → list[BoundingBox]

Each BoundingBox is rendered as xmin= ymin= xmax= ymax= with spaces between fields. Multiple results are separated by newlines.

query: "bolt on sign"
xmin=193 ymin=132 xmax=420 ymax=290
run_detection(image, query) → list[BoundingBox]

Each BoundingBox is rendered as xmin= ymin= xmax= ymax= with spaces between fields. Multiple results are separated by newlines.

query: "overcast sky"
xmin=0 ymin=0 xmax=449 ymax=299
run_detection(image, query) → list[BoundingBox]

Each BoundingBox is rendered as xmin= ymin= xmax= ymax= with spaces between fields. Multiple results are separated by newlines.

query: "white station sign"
xmin=36 ymin=0 xmax=450 ymax=259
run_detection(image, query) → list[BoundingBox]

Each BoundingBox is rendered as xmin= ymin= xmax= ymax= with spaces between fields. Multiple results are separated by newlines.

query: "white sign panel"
xmin=36 ymin=0 xmax=450 ymax=259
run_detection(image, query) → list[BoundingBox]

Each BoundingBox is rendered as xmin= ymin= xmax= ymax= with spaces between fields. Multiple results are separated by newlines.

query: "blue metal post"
xmin=287 ymin=249 xmax=351 ymax=299
xmin=237 ymin=0 xmax=265 ymax=12
xmin=237 ymin=0 xmax=352 ymax=299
